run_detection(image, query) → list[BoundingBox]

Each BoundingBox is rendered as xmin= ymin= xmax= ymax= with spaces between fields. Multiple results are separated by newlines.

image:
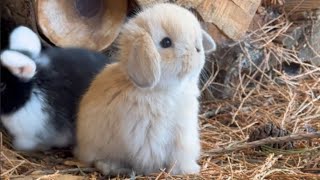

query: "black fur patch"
xmin=33 ymin=48 xmax=111 ymax=136
xmin=1 ymin=47 xmax=112 ymax=148
xmin=0 ymin=65 xmax=33 ymax=114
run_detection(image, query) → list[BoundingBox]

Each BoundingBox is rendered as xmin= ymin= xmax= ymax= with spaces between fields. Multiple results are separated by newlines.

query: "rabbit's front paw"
xmin=171 ymin=161 xmax=200 ymax=175
xmin=13 ymin=137 xmax=38 ymax=151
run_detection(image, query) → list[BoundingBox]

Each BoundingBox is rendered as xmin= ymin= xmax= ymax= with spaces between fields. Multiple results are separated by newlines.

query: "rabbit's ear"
xmin=202 ymin=30 xmax=216 ymax=54
xmin=9 ymin=26 xmax=41 ymax=58
xmin=0 ymin=50 xmax=36 ymax=80
xmin=127 ymin=34 xmax=161 ymax=89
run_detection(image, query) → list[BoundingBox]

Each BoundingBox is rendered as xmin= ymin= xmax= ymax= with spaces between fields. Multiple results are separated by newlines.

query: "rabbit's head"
xmin=1 ymin=26 xmax=41 ymax=114
xmin=1 ymin=26 xmax=41 ymax=81
xmin=118 ymin=3 xmax=216 ymax=89
xmin=9 ymin=26 xmax=41 ymax=58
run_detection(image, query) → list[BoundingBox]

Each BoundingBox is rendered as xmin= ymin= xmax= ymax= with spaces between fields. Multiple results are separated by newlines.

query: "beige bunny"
xmin=75 ymin=3 xmax=216 ymax=176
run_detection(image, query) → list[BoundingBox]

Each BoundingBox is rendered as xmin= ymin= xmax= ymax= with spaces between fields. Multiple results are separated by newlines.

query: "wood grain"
xmin=284 ymin=0 xmax=320 ymax=13
xmin=196 ymin=0 xmax=261 ymax=40
xmin=36 ymin=0 xmax=127 ymax=51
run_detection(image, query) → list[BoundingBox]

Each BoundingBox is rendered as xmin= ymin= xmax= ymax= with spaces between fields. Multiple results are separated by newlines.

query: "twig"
xmin=301 ymin=168 xmax=320 ymax=174
xmin=0 ymin=161 xmax=25 ymax=176
xmin=203 ymin=132 xmax=320 ymax=155
xmin=28 ymin=168 xmax=96 ymax=175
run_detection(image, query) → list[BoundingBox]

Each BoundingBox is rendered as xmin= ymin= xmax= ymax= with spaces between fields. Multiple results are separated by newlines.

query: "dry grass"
xmin=1 ymin=5 xmax=320 ymax=180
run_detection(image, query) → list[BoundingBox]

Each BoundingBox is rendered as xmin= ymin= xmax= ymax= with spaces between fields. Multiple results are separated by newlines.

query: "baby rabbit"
xmin=75 ymin=3 xmax=216 ymax=176
xmin=0 ymin=26 xmax=110 ymax=151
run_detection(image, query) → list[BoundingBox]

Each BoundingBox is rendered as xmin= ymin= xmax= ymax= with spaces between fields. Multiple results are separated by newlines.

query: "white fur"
xmin=76 ymin=3 xmax=216 ymax=176
xmin=202 ymin=30 xmax=216 ymax=54
xmin=1 ymin=92 xmax=48 ymax=150
xmin=9 ymin=26 xmax=41 ymax=58
xmin=0 ymin=50 xmax=36 ymax=80
xmin=34 ymin=54 xmax=50 ymax=67
xmin=76 ymin=67 xmax=201 ymax=175
xmin=1 ymin=92 xmax=72 ymax=151
xmin=0 ymin=91 xmax=70 ymax=151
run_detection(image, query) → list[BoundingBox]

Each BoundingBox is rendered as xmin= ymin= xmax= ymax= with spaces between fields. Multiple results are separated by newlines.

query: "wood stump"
xmin=2 ymin=0 xmax=128 ymax=51
xmin=1 ymin=0 xmax=38 ymax=48
xmin=36 ymin=0 xmax=127 ymax=51
xmin=137 ymin=0 xmax=262 ymax=41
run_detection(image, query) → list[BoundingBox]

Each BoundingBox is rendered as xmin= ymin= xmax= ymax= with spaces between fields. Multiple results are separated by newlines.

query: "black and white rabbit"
xmin=0 ymin=26 xmax=111 ymax=151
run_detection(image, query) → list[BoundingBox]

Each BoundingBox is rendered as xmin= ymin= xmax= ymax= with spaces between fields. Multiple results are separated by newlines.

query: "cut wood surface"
xmin=195 ymin=0 xmax=261 ymax=40
xmin=136 ymin=0 xmax=169 ymax=8
xmin=137 ymin=0 xmax=261 ymax=40
xmin=175 ymin=0 xmax=203 ymax=8
xmin=36 ymin=0 xmax=127 ymax=51
xmin=6 ymin=0 xmax=319 ymax=52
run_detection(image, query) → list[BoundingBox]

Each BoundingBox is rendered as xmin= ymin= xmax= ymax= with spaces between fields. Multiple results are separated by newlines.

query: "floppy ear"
xmin=0 ymin=50 xmax=36 ymax=80
xmin=9 ymin=26 xmax=41 ymax=58
xmin=126 ymin=33 xmax=161 ymax=89
xmin=202 ymin=30 xmax=216 ymax=54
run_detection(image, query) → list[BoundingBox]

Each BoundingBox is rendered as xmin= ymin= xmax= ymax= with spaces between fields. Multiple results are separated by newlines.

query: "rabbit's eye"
xmin=196 ymin=47 xmax=200 ymax=53
xmin=160 ymin=37 xmax=172 ymax=48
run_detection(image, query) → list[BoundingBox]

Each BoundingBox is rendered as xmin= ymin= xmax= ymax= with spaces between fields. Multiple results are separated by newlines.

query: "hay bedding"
xmin=1 ymin=5 xmax=320 ymax=180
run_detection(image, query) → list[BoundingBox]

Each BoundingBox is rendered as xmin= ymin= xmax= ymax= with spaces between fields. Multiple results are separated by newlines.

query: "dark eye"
xmin=196 ymin=47 xmax=200 ymax=52
xmin=160 ymin=37 xmax=172 ymax=48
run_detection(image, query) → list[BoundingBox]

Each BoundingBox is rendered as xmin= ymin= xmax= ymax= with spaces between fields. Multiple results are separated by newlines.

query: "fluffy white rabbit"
xmin=75 ymin=3 xmax=216 ymax=176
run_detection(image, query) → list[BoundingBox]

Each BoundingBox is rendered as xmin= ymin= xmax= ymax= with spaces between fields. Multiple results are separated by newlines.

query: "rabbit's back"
xmin=76 ymin=64 xmax=185 ymax=173
xmin=34 ymin=48 xmax=109 ymax=130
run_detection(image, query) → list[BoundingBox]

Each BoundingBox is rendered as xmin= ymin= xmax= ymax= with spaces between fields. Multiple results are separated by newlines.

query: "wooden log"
xmin=195 ymin=0 xmax=261 ymax=40
xmin=132 ymin=0 xmax=261 ymax=40
xmin=2 ymin=0 xmax=130 ymax=51
xmin=283 ymin=0 xmax=320 ymax=21
xmin=36 ymin=0 xmax=128 ymax=51
xmin=1 ymin=0 xmax=46 ymax=48
xmin=284 ymin=0 xmax=320 ymax=13
xmin=201 ymin=22 xmax=230 ymax=46
xmin=175 ymin=0 xmax=203 ymax=8
xmin=136 ymin=0 xmax=169 ymax=8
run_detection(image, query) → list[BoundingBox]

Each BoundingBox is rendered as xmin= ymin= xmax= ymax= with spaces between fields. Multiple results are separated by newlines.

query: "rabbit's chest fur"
xmin=115 ymin=84 xmax=198 ymax=173
xmin=123 ymin=90 xmax=179 ymax=170
xmin=77 ymin=65 xmax=198 ymax=172
xmin=1 ymin=89 xmax=72 ymax=151
xmin=1 ymin=91 xmax=49 ymax=150
xmin=92 ymin=88 xmax=179 ymax=165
